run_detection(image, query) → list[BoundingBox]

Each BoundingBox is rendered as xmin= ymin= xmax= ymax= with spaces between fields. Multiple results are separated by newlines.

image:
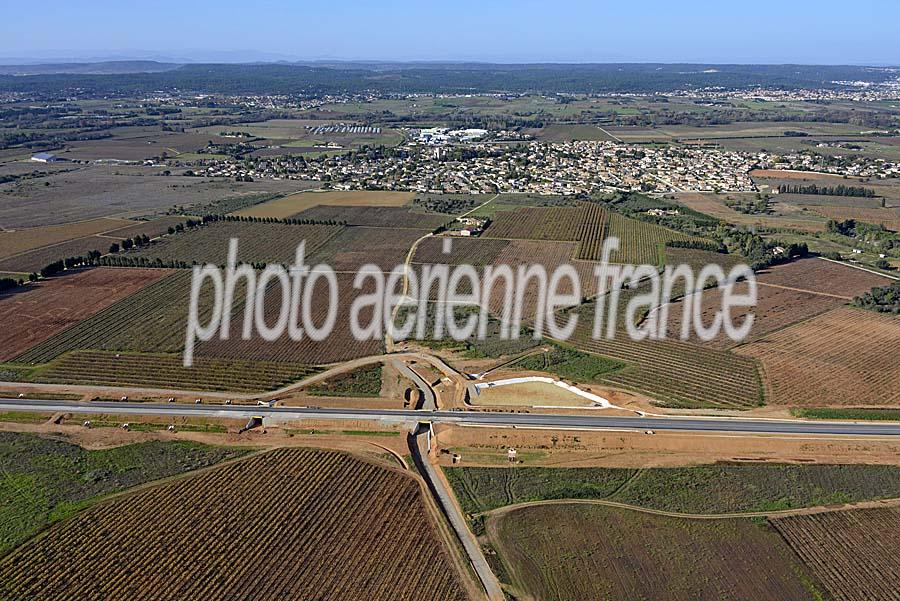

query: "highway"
xmin=4 ymin=399 xmax=900 ymax=436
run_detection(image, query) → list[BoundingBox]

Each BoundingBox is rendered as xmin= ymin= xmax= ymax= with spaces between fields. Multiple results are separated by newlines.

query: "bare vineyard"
xmin=32 ymin=350 xmax=317 ymax=392
xmin=0 ymin=448 xmax=469 ymax=601
xmin=750 ymin=257 xmax=891 ymax=299
xmin=413 ymin=236 xmax=510 ymax=266
xmin=483 ymin=206 xmax=584 ymax=241
xmin=308 ymin=226 xmax=428 ymax=272
xmin=736 ymin=308 xmax=900 ymax=406
xmin=130 ymin=221 xmax=344 ymax=266
xmin=574 ymin=201 xmax=610 ymax=260
xmin=772 ymin=508 xmax=900 ymax=601
xmin=196 ymin=273 xmax=383 ymax=365
xmin=571 ymin=320 xmax=763 ymax=408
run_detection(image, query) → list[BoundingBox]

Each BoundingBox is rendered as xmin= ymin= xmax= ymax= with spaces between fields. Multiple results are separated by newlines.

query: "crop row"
xmin=413 ymin=236 xmax=511 ymax=266
xmin=574 ymin=202 xmax=610 ymax=260
xmin=736 ymin=308 xmax=900 ymax=406
xmin=195 ymin=273 xmax=383 ymax=365
xmin=307 ymin=226 xmax=429 ymax=272
xmin=30 ymin=350 xmax=318 ymax=392
xmin=129 ymin=221 xmax=344 ymax=266
xmin=772 ymin=508 xmax=900 ymax=601
xmin=1 ymin=267 xmax=172 ymax=362
xmin=0 ymin=448 xmax=467 ymax=600
xmin=483 ymin=206 xmax=584 ymax=241
xmin=570 ymin=322 xmax=763 ymax=408
xmin=606 ymin=212 xmax=704 ymax=265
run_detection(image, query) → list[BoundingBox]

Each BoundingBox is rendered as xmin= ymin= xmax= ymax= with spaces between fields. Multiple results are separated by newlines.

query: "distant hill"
xmin=0 ymin=60 xmax=182 ymax=76
xmin=0 ymin=62 xmax=896 ymax=94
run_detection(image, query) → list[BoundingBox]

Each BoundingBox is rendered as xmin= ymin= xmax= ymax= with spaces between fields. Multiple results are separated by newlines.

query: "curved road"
xmin=3 ymin=399 xmax=900 ymax=436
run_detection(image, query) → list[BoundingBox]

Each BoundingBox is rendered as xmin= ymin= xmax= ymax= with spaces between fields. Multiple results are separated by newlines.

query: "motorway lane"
xmin=3 ymin=399 xmax=900 ymax=436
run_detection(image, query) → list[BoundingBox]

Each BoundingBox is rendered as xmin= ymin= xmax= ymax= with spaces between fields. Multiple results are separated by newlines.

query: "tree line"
xmin=777 ymin=184 xmax=876 ymax=198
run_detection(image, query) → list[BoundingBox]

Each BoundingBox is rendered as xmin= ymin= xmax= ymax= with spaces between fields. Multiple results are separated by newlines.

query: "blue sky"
xmin=1 ymin=0 xmax=897 ymax=64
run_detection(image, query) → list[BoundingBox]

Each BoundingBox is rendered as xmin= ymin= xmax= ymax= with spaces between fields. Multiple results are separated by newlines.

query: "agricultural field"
xmin=568 ymin=309 xmax=763 ymax=408
xmin=752 ymin=169 xmax=900 ymax=207
xmin=0 ymin=217 xmax=207 ymax=273
xmin=674 ymin=192 xmax=827 ymax=232
xmin=573 ymin=201 xmax=610 ymax=260
xmin=736 ymin=307 xmax=900 ymax=407
xmin=663 ymin=246 xmax=745 ymax=273
xmin=750 ymin=257 xmax=891 ymax=298
xmin=527 ymin=123 xmax=617 ymax=141
xmin=608 ymin=120 xmax=862 ymax=142
xmin=774 ymin=193 xmax=886 ymax=209
xmin=772 ymin=508 xmax=900 ymax=601
xmin=0 ymin=236 xmax=117 ymax=273
xmin=0 ymin=164 xmax=305 ymax=228
xmin=660 ymin=280 xmax=845 ymax=349
xmin=307 ymin=226 xmax=427 ymax=272
xmin=605 ymin=211 xmax=704 ymax=264
xmin=483 ymin=206 xmax=584 ymax=241
xmin=19 ymin=350 xmax=319 ymax=392
xmin=0 ymin=217 xmax=132 ymax=259
xmin=95 ymin=216 xmax=190 ymax=241
xmin=468 ymin=193 xmax=578 ymax=218
xmin=0 ymin=432 xmax=245 ymax=554
xmin=413 ymin=236 xmax=510 ymax=266
xmin=292 ymin=205 xmax=450 ymax=229
xmin=195 ymin=273 xmax=384 ymax=365
xmin=0 ymin=448 xmax=470 ymax=601
xmin=128 ymin=220 xmax=343 ymax=266
xmin=193 ymin=118 xmax=405 ymax=155
xmin=655 ymin=256 xmax=893 ymax=351
xmin=14 ymin=271 xmax=212 ymax=363
xmin=487 ymin=240 xmax=601 ymax=320
xmin=231 ymin=190 xmax=416 ymax=219
xmin=801 ymin=204 xmax=900 ymax=231
xmin=447 ymin=464 xmax=900 ymax=515
xmin=487 ymin=504 xmax=825 ymax=601
xmin=0 ymin=268 xmax=172 ymax=361
xmin=306 ymin=364 xmax=383 ymax=397
xmin=479 ymin=201 xmax=700 ymax=265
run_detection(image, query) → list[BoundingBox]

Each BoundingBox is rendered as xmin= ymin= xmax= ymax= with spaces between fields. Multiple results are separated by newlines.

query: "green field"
xmin=306 ymin=364 xmax=383 ymax=398
xmin=489 ymin=504 xmax=826 ymax=601
xmin=446 ymin=463 xmax=900 ymax=514
xmin=0 ymin=432 xmax=245 ymax=553
xmin=791 ymin=407 xmax=900 ymax=421
xmin=8 ymin=350 xmax=319 ymax=393
xmin=510 ymin=343 xmax=625 ymax=382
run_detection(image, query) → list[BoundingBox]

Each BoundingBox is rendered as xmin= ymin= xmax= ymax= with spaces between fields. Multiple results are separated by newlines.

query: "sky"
xmin=1 ymin=0 xmax=897 ymax=65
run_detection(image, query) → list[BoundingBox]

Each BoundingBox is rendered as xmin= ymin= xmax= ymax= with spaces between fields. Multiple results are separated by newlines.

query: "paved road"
xmin=3 ymin=399 xmax=900 ymax=436
xmin=408 ymin=426 xmax=504 ymax=601
xmin=393 ymin=361 xmax=437 ymax=411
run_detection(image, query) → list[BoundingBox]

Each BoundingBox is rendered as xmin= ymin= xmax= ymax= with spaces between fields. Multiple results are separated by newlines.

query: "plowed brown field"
xmin=0 ymin=268 xmax=172 ymax=361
